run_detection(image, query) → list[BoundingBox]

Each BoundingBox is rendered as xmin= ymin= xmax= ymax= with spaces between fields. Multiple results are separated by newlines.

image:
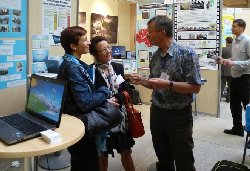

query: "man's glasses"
xmin=97 ymin=45 xmax=112 ymax=54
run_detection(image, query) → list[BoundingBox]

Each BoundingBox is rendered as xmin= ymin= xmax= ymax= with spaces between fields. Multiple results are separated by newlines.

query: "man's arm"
xmin=147 ymin=78 xmax=201 ymax=94
xmin=130 ymin=74 xmax=153 ymax=89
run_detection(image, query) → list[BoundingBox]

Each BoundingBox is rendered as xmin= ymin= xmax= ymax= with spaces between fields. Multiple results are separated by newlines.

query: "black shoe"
xmin=224 ymin=127 xmax=244 ymax=137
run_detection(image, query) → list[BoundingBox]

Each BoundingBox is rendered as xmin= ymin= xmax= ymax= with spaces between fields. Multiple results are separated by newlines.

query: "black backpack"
xmin=211 ymin=160 xmax=249 ymax=171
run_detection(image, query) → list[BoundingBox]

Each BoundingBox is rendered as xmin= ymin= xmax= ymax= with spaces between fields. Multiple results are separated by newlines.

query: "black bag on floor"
xmin=211 ymin=160 xmax=249 ymax=171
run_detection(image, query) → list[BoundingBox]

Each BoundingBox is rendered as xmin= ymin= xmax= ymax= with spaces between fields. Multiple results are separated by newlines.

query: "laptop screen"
xmin=26 ymin=74 xmax=66 ymax=126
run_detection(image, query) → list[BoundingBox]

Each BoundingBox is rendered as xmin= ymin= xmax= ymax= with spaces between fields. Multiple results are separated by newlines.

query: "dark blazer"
xmin=94 ymin=62 xmax=130 ymax=104
xmin=221 ymin=46 xmax=232 ymax=77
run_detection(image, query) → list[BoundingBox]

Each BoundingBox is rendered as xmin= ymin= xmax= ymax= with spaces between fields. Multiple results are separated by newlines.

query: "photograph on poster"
xmin=32 ymin=62 xmax=48 ymax=74
xmin=0 ymin=16 xmax=9 ymax=24
xmin=177 ymin=40 xmax=216 ymax=48
xmin=91 ymin=13 xmax=118 ymax=44
xmin=123 ymin=60 xmax=132 ymax=75
xmin=195 ymin=49 xmax=217 ymax=58
xmin=138 ymin=50 xmax=149 ymax=68
xmin=16 ymin=62 xmax=23 ymax=72
xmin=190 ymin=1 xmax=205 ymax=10
xmin=177 ymin=23 xmax=216 ymax=31
xmin=177 ymin=31 xmax=216 ymax=40
xmin=12 ymin=26 xmax=20 ymax=32
xmin=177 ymin=10 xmax=217 ymax=23
xmin=139 ymin=3 xmax=168 ymax=9
xmin=78 ymin=12 xmax=86 ymax=28
xmin=0 ymin=68 xmax=8 ymax=75
xmin=0 ymin=8 xmax=9 ymax=15
xmin=142 ymin=10 xmax=150 ymax=19
xmin=13 ymin=9 xmax=21 ymax=16
xmin=32 ymin=49 xmax=49 ymax=62
xmin=155 ymin=9 xmax=172 ymax=18
xmin=180 ymin=3 xmax=190 ymax=10
xmin=0 ymin=26 xmax=8 ymax=33
xmin=12 ymin=17 xmax=21 ymax=25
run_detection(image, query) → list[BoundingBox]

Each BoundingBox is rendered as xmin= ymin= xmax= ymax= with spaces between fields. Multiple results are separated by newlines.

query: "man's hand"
xmin=221 ymin=59 xmax=234 ymax=66
xmin=130 ymin=74 xmax=143 ymax=85
xmin=147 ymin=78 xmax=168 ymax=89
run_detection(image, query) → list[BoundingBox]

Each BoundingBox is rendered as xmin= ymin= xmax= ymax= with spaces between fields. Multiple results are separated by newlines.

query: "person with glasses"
xmin=89 ymin=36 xmax=135 ymax=171
xmin=131 ymin=15 xmax=202 ymax=171
xmin=57 ymin=26 xmax=114 ymax=171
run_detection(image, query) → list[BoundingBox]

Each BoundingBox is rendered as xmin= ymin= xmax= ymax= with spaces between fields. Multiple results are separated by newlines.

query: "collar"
xmin=157 ymin=40 xmax=176 ymax=58
xmin=63 ymin=54 xmax=81 ymax=65
xmin=236 ymin=33 xmax=245 ymax=41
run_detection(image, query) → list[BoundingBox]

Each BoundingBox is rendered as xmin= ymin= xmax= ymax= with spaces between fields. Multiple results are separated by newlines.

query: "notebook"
xmin=0 ymin=74 xmax=66 ymax=144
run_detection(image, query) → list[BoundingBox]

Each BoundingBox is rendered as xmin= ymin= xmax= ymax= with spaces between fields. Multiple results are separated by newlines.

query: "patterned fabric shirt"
xmin=150 ymin=41 xmax=202 ymax=109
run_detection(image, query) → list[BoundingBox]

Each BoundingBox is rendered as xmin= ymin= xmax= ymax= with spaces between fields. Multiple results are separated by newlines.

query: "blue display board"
xmin=0 ymin=0 xmax=27 ymax=89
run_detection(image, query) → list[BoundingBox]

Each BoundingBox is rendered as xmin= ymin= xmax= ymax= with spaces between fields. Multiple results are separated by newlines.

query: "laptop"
xmin=0 ymin=74 xmax=66 ymax=144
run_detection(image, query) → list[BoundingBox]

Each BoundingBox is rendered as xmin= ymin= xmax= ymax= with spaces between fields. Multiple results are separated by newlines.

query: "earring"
xmin=73 ymin=48 xmax=76 ymax=50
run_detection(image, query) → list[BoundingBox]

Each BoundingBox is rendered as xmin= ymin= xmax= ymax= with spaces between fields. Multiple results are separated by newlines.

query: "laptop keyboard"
xmin=1 ymin=114 xmax=47 ymax=135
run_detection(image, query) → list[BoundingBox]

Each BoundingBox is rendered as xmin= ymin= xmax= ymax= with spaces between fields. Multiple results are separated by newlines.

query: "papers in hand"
xmin=210 ymin=55 xmax=220 ymax=61
xmin=116 ymin=74 xmax=125 ymax=85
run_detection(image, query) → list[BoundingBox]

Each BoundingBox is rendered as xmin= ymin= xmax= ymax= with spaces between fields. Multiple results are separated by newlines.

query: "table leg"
xmin=242 ymin=132 xmax=249 ymax=164
xmin=23 ymin=157 xmax=38 ymax=171
xmin=23 ymin=158 xmax=32 ymax=171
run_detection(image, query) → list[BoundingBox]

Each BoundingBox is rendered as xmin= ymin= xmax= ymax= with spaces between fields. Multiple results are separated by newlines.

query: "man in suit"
xmin=221 ymin=37 xmax=233 ymax=103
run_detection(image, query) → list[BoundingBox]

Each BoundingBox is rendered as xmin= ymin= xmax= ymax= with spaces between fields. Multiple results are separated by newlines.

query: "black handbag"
xmin=77 ymin=67 xmax=123 ymax=135
xmin=78 ymin=102 xmax=123 ymax=135
xmin=211 ymin=160 xmax=249 ymax=171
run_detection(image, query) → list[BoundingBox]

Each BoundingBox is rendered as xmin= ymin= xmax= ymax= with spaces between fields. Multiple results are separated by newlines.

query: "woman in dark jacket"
xmin=57 ymin=26 xmax=115 ymax=171
xmin=89 ymin=36 xmax=135 ymax=171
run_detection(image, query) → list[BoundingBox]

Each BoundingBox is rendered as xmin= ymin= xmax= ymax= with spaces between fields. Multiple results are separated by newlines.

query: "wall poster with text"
xmin=0 ymin=0 xmax=27 ymax=90
xmin=175 ymin=0 xmax=221 ymax=70
xmin=136 ymin=0 xmax=173 ymax=76
xmin=42 ymin=0 xmax=71 ymax=46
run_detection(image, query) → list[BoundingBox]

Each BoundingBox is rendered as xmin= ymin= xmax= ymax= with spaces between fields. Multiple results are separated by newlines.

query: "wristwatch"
xmin=168 ymin=81 xmax=173 ymax=90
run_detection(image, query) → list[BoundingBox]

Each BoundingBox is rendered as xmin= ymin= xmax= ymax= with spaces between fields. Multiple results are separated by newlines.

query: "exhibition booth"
xmin=0 ymin=0 xmax=250 ymax=119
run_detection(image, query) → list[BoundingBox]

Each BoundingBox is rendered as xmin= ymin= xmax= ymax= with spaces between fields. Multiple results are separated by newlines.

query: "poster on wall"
xmin=31 ymin=34 xmax=62 ymax=74
xmin=90 ymin=13 xmax=118 ymax=44
xmin=0 ymin=40 xmax=27 ymax=89
xmin=136 ymin=0 xmax=173 ymax=72
xmin=221 ymin=15 xmax=234 ymax=47
xmin=0 ymin=0 xmax=26 ymax=38
xmin=175 ymin=0 xmax=220 ymax=70
xmin=78 ymin=12 xmax=86 ymax=28
xmin=0 ymin=0 xmax=27 ymax=90
xmin=42 ymin=0 xmax=71 ymax=46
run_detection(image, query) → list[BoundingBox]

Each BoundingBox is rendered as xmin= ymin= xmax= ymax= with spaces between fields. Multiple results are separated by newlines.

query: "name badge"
xmin=160 ymin=72 xmax=170 ymax=80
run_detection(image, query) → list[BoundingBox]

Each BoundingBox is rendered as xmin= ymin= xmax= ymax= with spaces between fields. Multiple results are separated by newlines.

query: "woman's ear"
xmin=70 ymin=43 xmax=76 ymax=51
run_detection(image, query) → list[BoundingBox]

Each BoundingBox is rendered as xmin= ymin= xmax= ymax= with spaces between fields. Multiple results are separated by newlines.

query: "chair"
xmin=242 ymin=129 xmax=249 ymax=164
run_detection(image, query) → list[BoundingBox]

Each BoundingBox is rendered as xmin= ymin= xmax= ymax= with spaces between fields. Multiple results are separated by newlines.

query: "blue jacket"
xmin=57 ymin=54 xmax=110 ymax=117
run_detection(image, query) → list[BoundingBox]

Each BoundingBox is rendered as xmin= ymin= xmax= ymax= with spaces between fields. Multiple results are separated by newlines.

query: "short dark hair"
xmin=89 ymin=36 xmax=108 ymax=57
xmin=147 ymin=15 xmax=173 ymax=37
xmin=226 ymin=36 xmax=233 ymax=44
xmin=233 ymin=19 xmax=246 ymax=29
xmin=60 ymin=26 xmax=87 ymax=54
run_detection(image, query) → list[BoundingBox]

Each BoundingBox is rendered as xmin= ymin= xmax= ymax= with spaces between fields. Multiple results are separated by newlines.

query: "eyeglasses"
xmin=97 ymin=45 xmax=112 ymax=54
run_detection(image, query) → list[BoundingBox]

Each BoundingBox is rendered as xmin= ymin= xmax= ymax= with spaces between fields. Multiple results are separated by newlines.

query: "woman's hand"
xmin=107 ymin=97 xmax=119 ymax=107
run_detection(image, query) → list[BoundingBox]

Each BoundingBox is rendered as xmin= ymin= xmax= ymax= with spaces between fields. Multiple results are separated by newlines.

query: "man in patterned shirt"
xmin=131 ymin=15 xmax=202 ymax=171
